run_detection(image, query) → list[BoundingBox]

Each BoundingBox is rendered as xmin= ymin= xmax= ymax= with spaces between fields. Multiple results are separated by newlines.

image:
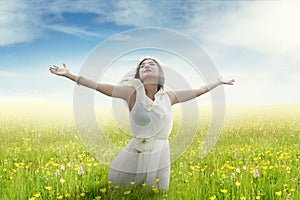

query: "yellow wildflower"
xmin=275 ymin=191 xmax=282 ymax=196
xmin=209 ymin=195 xmax=217 ymax=200
xmin=269 ymin=166 xmax=274 ymax=169
xmin=130 ymin=181 xmax=135 ymax=185
xmin=34 ymin=193 xmax=41 ymax=198
xmin=220 ymin=189 xmax=228 ymax=194
xmin=124 ymin=190 xmax=131 ymax=195
xmin=44 ymin=186 xmax=52 ymax=191
xmin=100 ymin=188 xmax=106 ymax=193
xmin=152 ymin=187 xmax=159 ymax=193
xmin=60 ymin=178 xmax=65 ymax=184
xmin=64 ymin=193 xmax=71 ymax=198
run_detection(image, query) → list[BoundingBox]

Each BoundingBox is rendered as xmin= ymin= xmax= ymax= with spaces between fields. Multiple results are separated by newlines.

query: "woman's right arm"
xmin=49 ymin=64 xmax=134 ymax=102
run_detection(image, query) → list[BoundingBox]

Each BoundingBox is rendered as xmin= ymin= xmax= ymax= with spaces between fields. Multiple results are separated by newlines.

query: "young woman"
xmin=49 ymin=56 xmax=234 ymax=190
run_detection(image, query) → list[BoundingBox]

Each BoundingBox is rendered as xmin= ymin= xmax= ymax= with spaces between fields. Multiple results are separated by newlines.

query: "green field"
xmin=0 ymin=102 xmax=299 ymax=200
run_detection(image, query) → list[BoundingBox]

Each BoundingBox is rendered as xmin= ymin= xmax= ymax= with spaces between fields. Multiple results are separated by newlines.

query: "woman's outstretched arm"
xmin=49 ymin=64 xmax=134 ymax=101
xmin=167 ymin=76 xmax=235 ymax=105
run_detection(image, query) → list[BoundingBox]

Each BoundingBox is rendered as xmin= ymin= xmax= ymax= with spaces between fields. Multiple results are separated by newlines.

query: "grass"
xmin=0 ymin=101 xmax=299 ymax=199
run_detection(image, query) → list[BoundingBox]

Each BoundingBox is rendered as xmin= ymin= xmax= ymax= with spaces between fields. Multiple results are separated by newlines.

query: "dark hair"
xmin=134 ymin=58 xmax=165 ymax=91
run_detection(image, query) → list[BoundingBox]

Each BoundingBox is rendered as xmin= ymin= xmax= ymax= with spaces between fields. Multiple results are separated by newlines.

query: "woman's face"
xmin=139 ymin=59 xmax=160 ymax=81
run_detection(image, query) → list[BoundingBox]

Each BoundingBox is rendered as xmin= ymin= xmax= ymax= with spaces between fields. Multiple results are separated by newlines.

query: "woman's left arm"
xmin=167 ymin=76 xmax=235 ymax=105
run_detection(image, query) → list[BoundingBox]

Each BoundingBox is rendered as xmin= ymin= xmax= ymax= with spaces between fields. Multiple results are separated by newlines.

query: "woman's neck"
xmin=143 ymin=83 xmax=158 ymax=100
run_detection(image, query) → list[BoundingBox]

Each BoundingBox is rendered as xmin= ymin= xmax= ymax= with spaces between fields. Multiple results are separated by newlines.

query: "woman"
xmin=49 ymin=56 xmax=234 ymax=190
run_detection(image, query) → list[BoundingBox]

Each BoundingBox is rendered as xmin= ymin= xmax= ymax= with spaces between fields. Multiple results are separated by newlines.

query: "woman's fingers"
xmin=49 ymin=67 xmax=57 ymax=72
xmin=227 ymin=79 xmax=235 ymax=85
xmin=49 ymin=69 xmax=57 ymax=74
xmin=49 ymin=63 xmax=68 ymax=77
xmin=220 ymin=78 xmax=235 ymax=85
xmin=49 ymin=65 xmax=58 ymax=70
xmin=49 ymin=65 xmax=61 ymax=75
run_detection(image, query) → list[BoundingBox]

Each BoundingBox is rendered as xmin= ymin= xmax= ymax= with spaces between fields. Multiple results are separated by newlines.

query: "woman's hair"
xmin=134 ymin=58 xmax=165 ymax=91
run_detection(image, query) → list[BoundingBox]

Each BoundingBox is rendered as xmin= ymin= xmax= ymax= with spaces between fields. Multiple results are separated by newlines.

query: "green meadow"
xmin=0 ymin=102 xmax=299 ymax=200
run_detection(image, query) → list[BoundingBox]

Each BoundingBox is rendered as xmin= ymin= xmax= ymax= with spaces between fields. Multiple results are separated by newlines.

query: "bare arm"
xmin=49 ymin=64 xmax=134 ymax=101
xmin=167 ymin=77 xmax=235 ymax=105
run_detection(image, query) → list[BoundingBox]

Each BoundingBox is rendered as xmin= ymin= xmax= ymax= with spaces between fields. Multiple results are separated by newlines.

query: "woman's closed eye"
xmin=140 ymin=63 xmax=155 ymax=68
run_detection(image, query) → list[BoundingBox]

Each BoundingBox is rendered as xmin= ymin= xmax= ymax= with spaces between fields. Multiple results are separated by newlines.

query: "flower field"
xmin=0 ymin=102 xmax=299 ymax=199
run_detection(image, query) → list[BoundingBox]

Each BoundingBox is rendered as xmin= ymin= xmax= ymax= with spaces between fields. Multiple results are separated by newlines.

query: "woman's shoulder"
xmin=122 ymin=78 xmax=142 ymax=87
xmin=165 ymin=90 xmax=176 ymax=106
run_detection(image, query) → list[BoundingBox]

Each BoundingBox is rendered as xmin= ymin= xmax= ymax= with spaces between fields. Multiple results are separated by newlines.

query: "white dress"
xmin=108 ymin=79 xmax=173 ymax=189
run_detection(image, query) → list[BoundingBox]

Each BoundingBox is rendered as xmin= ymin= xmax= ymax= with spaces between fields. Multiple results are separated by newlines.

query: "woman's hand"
xmin=218 ymin=75 xmax=235 ymax=85
xmin=49 ymin=63 xmax=70 ymax=77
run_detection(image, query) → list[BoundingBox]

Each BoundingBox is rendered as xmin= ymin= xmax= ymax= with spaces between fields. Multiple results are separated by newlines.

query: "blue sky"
xmin=1 ymin=0 xmax=300 ymax=105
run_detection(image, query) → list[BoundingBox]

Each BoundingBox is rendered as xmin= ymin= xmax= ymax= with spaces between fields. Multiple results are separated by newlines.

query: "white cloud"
xmin=187 ymin=1 xmax=300 ymax=60
xmin=42 ymin=0 xmax=108 ymax=14
xmin=95 ymin=0 xmax=192 ymax=28
xmin=0 ymin=0 xmax=41 ymax=46
xmin=44 ymin=24 xmax=102 ymax=38
xmin=2 ymin=0 xmax=300 ymax=55
xmin=0 ymin=0 xmax=109 ymax=46
xmin=0 ymin=0 xmax=194 ymax=46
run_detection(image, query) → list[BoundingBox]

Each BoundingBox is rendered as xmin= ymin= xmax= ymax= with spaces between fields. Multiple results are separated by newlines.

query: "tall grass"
xmin=0 ymin=102 xmax=299 ymax=199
